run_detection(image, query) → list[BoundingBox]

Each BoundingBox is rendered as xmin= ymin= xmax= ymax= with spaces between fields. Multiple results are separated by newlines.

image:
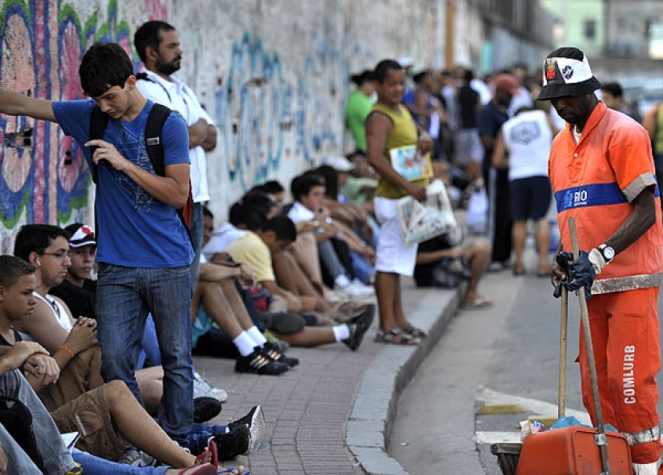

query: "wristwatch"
xmin=598 ymin=244 xmax=615 ymax=263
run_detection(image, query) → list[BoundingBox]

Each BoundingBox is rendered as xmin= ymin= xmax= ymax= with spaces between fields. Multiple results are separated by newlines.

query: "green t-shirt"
xmin=345 ymin=91 xmax=374 ymax=151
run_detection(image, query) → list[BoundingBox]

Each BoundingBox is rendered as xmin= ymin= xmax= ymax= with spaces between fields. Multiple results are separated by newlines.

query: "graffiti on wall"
xmin=213 ymin=27 xmax=352 ymax=192
xmin=0 ymin=0 xmax=356 ymax=233
xmin=0 ymin=0 xmax=164 ymax=233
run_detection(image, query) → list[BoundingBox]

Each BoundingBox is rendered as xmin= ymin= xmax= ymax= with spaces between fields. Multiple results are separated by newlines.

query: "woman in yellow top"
xmin=365 ymin=59 xmax=433 ymax=345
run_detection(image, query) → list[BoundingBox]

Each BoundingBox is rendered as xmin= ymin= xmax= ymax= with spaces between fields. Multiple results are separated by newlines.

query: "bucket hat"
xmin=537 ymin=47 xmax=602 ymax=100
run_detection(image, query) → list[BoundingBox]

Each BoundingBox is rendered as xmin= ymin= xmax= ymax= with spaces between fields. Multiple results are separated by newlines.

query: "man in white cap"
xmin=542 ymin=46 xmax=663 ymax=474
xmin=49 ymin=224 xmax=97 ymax=320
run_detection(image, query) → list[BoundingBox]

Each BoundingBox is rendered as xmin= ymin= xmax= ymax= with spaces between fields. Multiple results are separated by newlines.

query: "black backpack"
xmin=88 ymin=103 xmax=193 ymax=237
xmin=0 ymin=396 xmax=44 ymax=471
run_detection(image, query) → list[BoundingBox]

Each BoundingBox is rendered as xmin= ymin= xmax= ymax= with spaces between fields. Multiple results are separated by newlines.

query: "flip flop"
xmin=462 ymin=296 xmax=493 ymax=309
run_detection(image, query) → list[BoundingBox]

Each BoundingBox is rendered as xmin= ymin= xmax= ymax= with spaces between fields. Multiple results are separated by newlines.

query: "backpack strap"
xmin=88 ymin=105 xmax=110 ymax=184
xmin=143 ymin=103 xmax=171 ymax=177
xmin=144 ymin=104 xmax=194 ymax=242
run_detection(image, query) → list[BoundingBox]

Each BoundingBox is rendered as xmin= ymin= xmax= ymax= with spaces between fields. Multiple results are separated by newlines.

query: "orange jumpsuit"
xmin=549 ymin=101 xmax=663 ymax=467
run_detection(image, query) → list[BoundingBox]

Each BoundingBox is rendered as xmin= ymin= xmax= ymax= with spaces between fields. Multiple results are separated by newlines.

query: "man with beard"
xmin=134 ymin=21 xmax=217 ymax=287
xmin=541 ymin=47 xmax=663 ymax=474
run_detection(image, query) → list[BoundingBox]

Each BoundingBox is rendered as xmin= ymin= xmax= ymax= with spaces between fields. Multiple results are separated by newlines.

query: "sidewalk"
xmin=193 ymin=280 xmax=463 ymax=475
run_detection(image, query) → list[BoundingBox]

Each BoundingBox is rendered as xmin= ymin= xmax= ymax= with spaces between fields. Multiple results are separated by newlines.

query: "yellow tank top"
xmin=655 ymin=105 xmax=663 ymax=154
xmin=370 ymin=103 xmax=429 ymax=198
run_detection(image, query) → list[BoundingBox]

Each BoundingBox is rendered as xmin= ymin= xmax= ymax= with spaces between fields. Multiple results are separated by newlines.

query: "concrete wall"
xmin=0 ymin=0 xmax=453 ymax=252
xmin=0 ymin=0 xmax=552 ymax=252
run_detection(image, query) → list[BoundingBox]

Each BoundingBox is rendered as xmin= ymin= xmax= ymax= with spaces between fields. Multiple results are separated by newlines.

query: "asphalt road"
xmin=389 ymin=248 xmax=663 ymax=475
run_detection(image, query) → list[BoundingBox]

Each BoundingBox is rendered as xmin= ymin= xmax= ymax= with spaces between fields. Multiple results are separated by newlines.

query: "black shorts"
xmin=509 ymin=176 xmax=552 ymax=220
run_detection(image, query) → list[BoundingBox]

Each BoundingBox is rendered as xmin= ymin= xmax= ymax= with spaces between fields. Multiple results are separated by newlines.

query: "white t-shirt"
xmin=286 ymin=201 xmax=316 ymax=224
xmin=202 ymin=222 xmax=247 ymax=260
xmin=501 ymin=109 xmax=552 ymax=181
xmin=136 ymin=68 xmax=214 ymax=203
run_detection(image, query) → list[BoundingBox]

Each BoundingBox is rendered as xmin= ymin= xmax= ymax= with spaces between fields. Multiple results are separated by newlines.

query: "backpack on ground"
xmin=0 ymin=396 xmax=45 ymax=471
xmin=88 ymin=103 xmax=193 ymax=236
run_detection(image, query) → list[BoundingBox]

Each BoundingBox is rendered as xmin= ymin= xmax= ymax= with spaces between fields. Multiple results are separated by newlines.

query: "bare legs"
xmin=375 ymin=271 xmax=408 ymax=332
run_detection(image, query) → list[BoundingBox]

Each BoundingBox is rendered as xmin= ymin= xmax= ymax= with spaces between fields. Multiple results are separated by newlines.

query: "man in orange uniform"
xmin=542 ymin=47 xmax=663 ymax=474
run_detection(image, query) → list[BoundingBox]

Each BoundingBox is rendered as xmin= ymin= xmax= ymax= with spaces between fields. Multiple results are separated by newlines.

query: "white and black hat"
xmin=537 ymin=47 xmax=602 ymax=100
xmin=65 ymin=223 xmax=96 ymax=248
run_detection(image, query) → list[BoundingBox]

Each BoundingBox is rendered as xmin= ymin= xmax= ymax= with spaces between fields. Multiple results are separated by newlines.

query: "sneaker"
xmin=193 ymin=371 xmax=228 ymax=402
xmin=213 ymin=424 xmax=251 ymax=460
xmin=234 ymin=348 xmax=290 ymax=375
xmin=336 ymin=281 xmax=374 ymax=298
xmin=264 ymin=329 xmax=290 ymax=352
xmin=228 ymin=405 xmax=265 ymax=450
xmin=117 ymin=446 xmax=155 ymax=467
xmin=193 ymin=396 xmax=222 ymax=423
xmin=342 ymin=304 xmax=375 ymax=351
xmin=261 ymin=311 xmax=306 ymax=334
xmin=263 ymin=341 xmax=299 ymax=367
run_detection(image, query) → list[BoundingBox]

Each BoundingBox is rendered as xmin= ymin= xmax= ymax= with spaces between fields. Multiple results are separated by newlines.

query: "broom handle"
xmin=569 ymin=217 xmax=611 ymax=474
xmin=558 ymin=284 xmax=568 ymax=420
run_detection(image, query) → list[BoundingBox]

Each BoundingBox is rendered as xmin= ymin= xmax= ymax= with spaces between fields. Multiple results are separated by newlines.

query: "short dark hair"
xmin=0 ymin=255 xmax=35 ymax=290
xmin=315 ymin=165 xmax=338 ymax=199
xmin=79 ymin=42 xmax=134 ymax=98
xmin=203 ymin=207 xmax=214 ymax=220
xmin=241 ymin=192 xmax=276 ymax=213
xmin=13 ymin=224 xmax=69 ymax=262
xmin=262 ymin=216 xmax=297 ymax=242
xmin=601 ymin=82 xmax=623 ymax=98
xmin=373 ymin=59 xmax=402 ymax=83
xmin=290 ymin=173 xmax=324 ymax=202
xmin=228 ymin=202 xmax=268 ymax=231
xmin=350 ymin=69 xmax=374 ymax=86
xmin=134 ymin=20 xmax=176 ymax=63
xmin=253 ymin=180 xmax=285 ymax=194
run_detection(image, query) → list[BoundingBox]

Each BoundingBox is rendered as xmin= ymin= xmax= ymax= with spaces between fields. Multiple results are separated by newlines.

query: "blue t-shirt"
xmin=52 ymin=99 xmax=194 ymax=268
xmin=477 ymin=102 xmax=509 ymax=168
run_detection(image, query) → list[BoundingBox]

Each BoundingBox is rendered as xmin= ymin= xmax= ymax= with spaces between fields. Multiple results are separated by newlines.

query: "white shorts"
xmin=374 ymin=197 xmax=419 ymax=276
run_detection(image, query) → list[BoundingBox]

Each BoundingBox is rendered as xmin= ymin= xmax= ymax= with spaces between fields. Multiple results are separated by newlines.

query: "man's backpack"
xmin=88 ymin=103 xmax=193 ymax=236
xmin=0 ymin=396 xmax=45 ymax=471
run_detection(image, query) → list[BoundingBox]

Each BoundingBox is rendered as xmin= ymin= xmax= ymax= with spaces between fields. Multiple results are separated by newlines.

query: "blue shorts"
xmin=509 ymin=176 xmax=552 ymax=220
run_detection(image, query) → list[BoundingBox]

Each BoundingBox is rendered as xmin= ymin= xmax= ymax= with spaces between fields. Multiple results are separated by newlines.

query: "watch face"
xmin=603 ymin=246 xmax=615 ymax=260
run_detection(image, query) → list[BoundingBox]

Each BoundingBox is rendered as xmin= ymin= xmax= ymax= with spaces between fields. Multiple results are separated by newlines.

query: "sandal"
xmin=178 ymin=463 xmax=216 ymax=475
xmin=401 ymin=324 xmax=427 ymax=338
xmin=194 ymin=440 xmax=218 ymax=468
xmin=462 ymin=296 xmax=493 ymax=310
xmin=375 ymin=327 xmax=420 ymax=345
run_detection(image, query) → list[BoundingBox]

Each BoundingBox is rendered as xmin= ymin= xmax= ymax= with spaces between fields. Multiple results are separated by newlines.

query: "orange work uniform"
xmin=549 ymin=101 xmax=663 ymax=466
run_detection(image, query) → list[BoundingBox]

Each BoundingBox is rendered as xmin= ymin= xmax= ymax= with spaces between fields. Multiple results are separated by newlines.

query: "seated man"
xmin=49 ymin=223 xmax=227 ymax=415
xmin=193 ymin=211 xmax=296 ymax=375
xmin=414 ymin=229 xmax=493 ymax=309
xmin=287 ymin=173 xmax=374 ymax=297
xmin=12 ymin=225 xmax=256 ymax=461
xmin=224 ymin=216 xmax=374 ymax=351
xmin=0 ymin=254 xmax=227 ymax=475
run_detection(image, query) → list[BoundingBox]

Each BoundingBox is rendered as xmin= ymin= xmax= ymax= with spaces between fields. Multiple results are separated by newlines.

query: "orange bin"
xmin=516 ymin=426 xmax=632 ymax=475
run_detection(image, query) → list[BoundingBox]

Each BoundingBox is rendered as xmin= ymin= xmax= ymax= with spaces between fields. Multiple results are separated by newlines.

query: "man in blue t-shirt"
xmin=0 ymin=42 xmax=194 ymax=444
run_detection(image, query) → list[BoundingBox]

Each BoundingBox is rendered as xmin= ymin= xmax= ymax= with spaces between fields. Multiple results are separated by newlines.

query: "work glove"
xmin=552 ymin=251 xmax=572 ymax=298
xmin=565 ymin=250 xmax=606 ymax=301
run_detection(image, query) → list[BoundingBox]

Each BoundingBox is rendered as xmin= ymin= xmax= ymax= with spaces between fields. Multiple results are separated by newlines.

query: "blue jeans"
xmin=96 ymin=264 xmax=193 ymax=441
xmin=350 ymin=251 xmax=375 ymax=284
xmin=73 ymin=450 xmax=169 ymax=474
xmin=190 ymin=202 xmax=205 ymax=287
xmin=0 ymin=370 xmax=77 ymax=474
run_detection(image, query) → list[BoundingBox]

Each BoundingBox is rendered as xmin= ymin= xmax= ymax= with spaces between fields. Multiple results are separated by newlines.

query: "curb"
xmin=346 ymin=284 xmax=466 ymax=474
